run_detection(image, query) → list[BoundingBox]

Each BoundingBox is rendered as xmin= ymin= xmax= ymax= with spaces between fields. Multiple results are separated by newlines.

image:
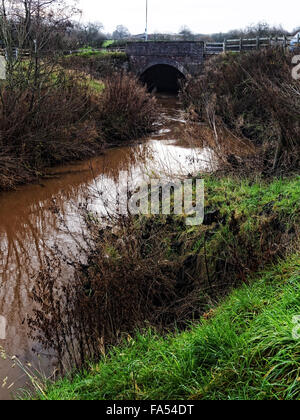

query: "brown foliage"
xmin=0 ymin=75 xmax=102 ymax=189
xmin=95 ymin=73 xmax=159 ymax=143
xmin=61 ymin=53 xmax=128 ymax=78
xmin=180 ymin=49 xmax=300 ymax=173
xmin=28 ymin=195 xmax=300 ymax=372
xmin=28 ymin=216 xmax=207 ymax=371
xmin=0 ymin=72 xmax=158 ymax=190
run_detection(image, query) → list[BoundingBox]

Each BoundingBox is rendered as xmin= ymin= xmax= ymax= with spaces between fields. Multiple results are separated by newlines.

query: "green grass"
xmin=25 ymin=175 xmax=300 ymax=400
xmin=203 ymin=175 xmax=300 ymax=219
xmin=176 ymin=175 xmax=300 ymax=289
xmin=69 ymin=49 xmax=127 ymax=60
xmin=28 ymin=255 xmax=300 ymax=400
xmin=8 ymin=43 xmax=299 ymax=400
xmin=85 ymin=78 xmax=105 ymax=93
xmin=102 ymin=40 xmax=115 ymax=48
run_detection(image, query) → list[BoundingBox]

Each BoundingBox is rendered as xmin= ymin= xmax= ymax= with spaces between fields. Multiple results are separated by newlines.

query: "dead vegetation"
xmin=28 ymin=173 xmax=300 ymax=371
xmin=95 ymin=73 xmax=159 ymax=143
xmin=28 ymin=215 xmax=206 ymax=371
xmin=180 ymin=49 xmax=300 ymax=174
xmin=0 ymin=73 xmax=103 ymax=191
xmin=61 ymin=52 xmax=128 ymax=79
xmin=0 ymin=1 xmax=158 ymax=191
xmin=0 ymin=71 xmax=158 ymax=191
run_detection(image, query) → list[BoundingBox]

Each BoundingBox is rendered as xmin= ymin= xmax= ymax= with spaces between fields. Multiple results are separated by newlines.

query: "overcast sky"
xmin=77 ymin=0 xmax=299 ymax=35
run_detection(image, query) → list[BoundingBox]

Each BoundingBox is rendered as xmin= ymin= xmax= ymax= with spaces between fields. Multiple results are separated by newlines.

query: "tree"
xmin=210 ymin=22 xmax=289 ymax=42
xmin=293 ymin=27 xmax=300 ymax=35
xmin=81 ymin=22 xmax=106 ymax=47
xmin=179 ymin=25 xmax=195 ymax=41
xmin=0 ymin=0 xmax=80 ymax=103
xmin=112 ymin=25 xmax=130 ymax=40
xmin=245 ymin=22 xmax=288 ymax=38
xmin=0 ymin=0 xmax=81 ymax=54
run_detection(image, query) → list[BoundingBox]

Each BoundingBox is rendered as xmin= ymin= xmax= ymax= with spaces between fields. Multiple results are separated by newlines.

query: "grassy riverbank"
xmin=25 ymin=174 xmax=300 ymax=400
xmin=28 ymin=253 xmax=300 ymax=400
xmin=18 ymin=48 xmax=300 ymax=400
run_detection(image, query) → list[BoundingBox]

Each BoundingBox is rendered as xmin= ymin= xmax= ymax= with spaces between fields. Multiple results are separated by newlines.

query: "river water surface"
xmin=0 ymin=94 xmax=213 ymax=399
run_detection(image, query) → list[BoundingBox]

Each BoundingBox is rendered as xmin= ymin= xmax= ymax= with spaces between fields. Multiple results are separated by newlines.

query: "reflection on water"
xmin=0 ymin=315 xmax=6 ymax=340
xmin=0 ymin=94 xmax=213 ymax=399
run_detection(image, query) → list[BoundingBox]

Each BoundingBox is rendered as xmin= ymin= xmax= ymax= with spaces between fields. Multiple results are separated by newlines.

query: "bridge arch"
xmin=139 ymin=59 xmax=189 ymax=78
xmin=139 ymin=59 xmax=187 ymax=93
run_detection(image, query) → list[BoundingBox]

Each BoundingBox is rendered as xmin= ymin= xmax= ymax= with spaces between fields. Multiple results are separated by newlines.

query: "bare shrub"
xmin=0 ymin=1 xmax=158 ymax=190
xmin=95 ymin=73 xmax=159 ymax=143
xmin=0 ymin=73 xmax=103 ymax=189
xmin=61 ymin=53 xmax=128 ymax=78
xmin=0 ymin=70 xmax=159 ymax=189
xmin=180 ymin=49 xmax=300 ymax=173
xmin=28 ymin=215 xmax=208 ymax=371
xmin=28 ymin=190 xmax=300 ymax=372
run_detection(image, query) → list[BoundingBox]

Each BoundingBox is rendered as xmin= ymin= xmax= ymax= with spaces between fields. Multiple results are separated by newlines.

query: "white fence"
xmin=1 ymin=34 xmax=300 ymax=59
xmin=204 ymin=35 xmax=300 ymax=55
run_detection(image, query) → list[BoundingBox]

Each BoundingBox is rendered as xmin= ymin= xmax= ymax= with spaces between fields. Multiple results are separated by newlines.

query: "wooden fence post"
xmin=223 ymin=39 xmax=227 ymax=53
xmin=239 ymin=38 xmax=242 ymax=52
xmin=283 ymin=35 xmax=287 ymax=50
xmin=256 ymin=36 xmax=259 ymax=50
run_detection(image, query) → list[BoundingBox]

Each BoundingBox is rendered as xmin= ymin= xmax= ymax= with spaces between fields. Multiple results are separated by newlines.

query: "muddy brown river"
xmin=0 ymin=94 xmax=213 ymax=399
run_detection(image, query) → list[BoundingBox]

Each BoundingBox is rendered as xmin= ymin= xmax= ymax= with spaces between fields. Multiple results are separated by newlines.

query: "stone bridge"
xmin=126 ymin=41 xmax=204 ymax=92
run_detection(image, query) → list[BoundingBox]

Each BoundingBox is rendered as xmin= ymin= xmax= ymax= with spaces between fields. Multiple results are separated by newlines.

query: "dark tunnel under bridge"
xmin=140 ymin=64 xmax=185 ymax=93
xmin=126 ymin=42 xmax=205 ymax=92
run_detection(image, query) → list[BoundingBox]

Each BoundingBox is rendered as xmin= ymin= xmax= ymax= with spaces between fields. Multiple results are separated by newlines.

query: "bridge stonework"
xmin=126 ymin=42 xmax=205 ymax=77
